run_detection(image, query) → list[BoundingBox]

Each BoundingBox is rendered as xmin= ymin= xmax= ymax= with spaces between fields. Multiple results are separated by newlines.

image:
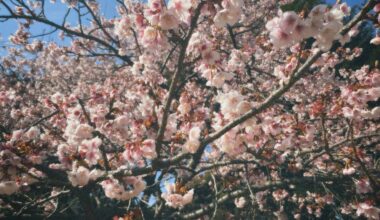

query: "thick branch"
xmin=155 ymin=1 xmax=205 ymax=158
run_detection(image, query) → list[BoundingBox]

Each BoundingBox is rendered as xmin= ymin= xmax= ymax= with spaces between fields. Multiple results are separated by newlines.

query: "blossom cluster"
xmin=0 ymin=0 xmax=379 ymax=219
xmin=101 ymin=177 xmax=146 ymax=201
xmin=266 ymin=4 xmax=352 ymax=50
xmin=340 ymin=66 xmax=380 ymax=120
xmin=161 ymin=183 xmax=194 ymax=208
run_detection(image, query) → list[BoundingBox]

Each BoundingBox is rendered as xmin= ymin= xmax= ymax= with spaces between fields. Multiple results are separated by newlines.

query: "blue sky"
xmin=0 ymin=0 xmax=367 ymax=54
xmin=0 ymin=0 xmax=119 ymax=50
xmin=326 ymin=0 xmax=365 ymax=6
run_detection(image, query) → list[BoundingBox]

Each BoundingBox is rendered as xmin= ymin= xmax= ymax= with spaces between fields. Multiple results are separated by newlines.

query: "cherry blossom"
xmin=101 ymin=177 xmax=146 ymax=201
xmin=161 ymin=183 xmax=194 ymax=208
xmin=68 ymin=165 xmax=90 ymax=187
xmin=214 ymin=0 xmax=244 ymax=27
xmin=234 ymin=197 xmax=246 ymax=208
xmin=266 ymin=4 xmax=351 ymax=50
xmin=0 ymin=0 xmax=379 ymax=218
xmin=183 ymin=126 xmax=201 ymax=153
xmin=0 ymin=181 xmax=19 ymax=195
xmin=356 ymin=202 xmax=380 ymax=220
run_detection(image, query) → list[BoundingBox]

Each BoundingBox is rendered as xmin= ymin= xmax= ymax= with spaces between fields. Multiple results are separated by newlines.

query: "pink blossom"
xmin=0 ymin=181 xmax=19 ymax=195
xmin=142 ymin=26 xmax=168 ymax=48
xmin=213 ymin=0 xmax=243 ymax=27
xmin=141 ymin=139 xmax=157 ymax=159
xmin=356 ymin=203 xmax=380 ymax=220
xmin=216 ymin=90 xmax=244 ymax=119
xmin=266 ymin=4 xmax=349 ymax=50
xmin=0 ymin=0 xmax=378 ymax=218
xmin=178 ymin=102 xmax=191 ymax=116
xmin=279 ymin=12 xmax=300 ymax=33
xmin=370 ymin=36 xmax=380 ymax=45
xmin=355 ymin=179 xmax=372 ymax=194
xmin=341 ymin=204 xmax=354 ymax=215
xmin=234 ymin=197 xmax=246 ymax=208
xmin=371 ymin=107 xmax=380 ymax=118
xmin=168 ymin=0 xmax=192 ymax=22
xmin=201 ymin=50 xmax=220 ymax=65
xmin=74 ymin=124 xmax=94 ymax=139
xmin=162 ymin=183 xmax=194 ymax=208
xmin=79 ymin=137 xmax=102 ymax=165
xmin=342 ymin=167 xmax=355 ymax=175
xmin=10 ymin=129 xmax=24 ymax=142
xmin=184 ymin=126 xmax=201 ymax=153
xmin=272 ymin=189 xmax=289 ymax=201
xmin=89 ymin=169 xmax=105 ymax=181
xmin=113 ymin=115 xmax=129 ymax=130
xmin=114 ymin=16 xmax=132 ymax=39
xmin=101 ymin=177 xmax=146 ymax=201
xmin=25 ymin=126 xmax=40 ymax=140
xmin=57 ymin=143 xmax=76 ymax=167
xmin=374 ymin=3 xmax=380 ymax=13
xmin=159 ymin=10 xmax=179 ymax=30
xmin=68 ymin=166 xmax=90 ymax=187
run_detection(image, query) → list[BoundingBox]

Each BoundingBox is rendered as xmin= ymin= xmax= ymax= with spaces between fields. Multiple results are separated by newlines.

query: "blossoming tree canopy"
xmin=0 ymin=0 xmax=380 ymax=219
